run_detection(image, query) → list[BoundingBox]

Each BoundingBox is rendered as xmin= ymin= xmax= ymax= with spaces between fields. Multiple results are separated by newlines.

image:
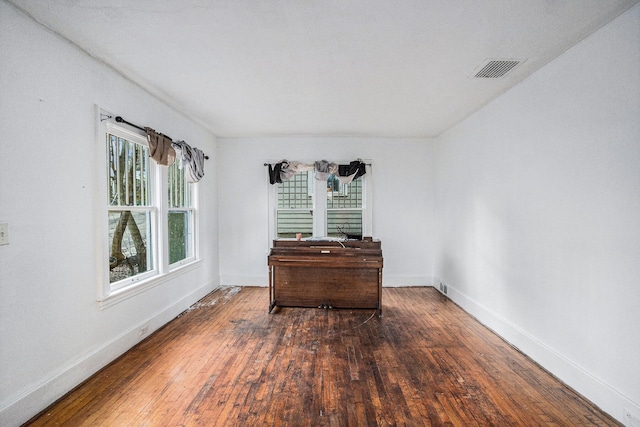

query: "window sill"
xmin=98 ymin=259 xmax=202 ymax=310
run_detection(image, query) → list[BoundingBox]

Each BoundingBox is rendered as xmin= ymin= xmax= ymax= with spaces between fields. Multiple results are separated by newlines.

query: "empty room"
xmin=1 ymin=0 xmax=639 ymax=425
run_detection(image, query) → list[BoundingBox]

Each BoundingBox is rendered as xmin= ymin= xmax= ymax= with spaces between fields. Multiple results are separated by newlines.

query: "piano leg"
xmin=268 ymin=265 xmax=275 ymax=313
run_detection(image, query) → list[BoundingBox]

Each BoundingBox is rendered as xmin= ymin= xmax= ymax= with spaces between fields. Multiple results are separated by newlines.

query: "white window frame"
xmin=167 ymin=160 xmax=197 ymax=269
xmin=267 ymin=160 xmax=372 ymax=243
xmin=97 ymin=108 xmax=200 ymax=307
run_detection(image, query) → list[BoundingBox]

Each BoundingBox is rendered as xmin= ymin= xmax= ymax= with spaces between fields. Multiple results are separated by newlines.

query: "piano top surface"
xmin=271 ymin=238 xmax=380 ymax=249
xmin=269 ymin=239 xmax=382 ymax=261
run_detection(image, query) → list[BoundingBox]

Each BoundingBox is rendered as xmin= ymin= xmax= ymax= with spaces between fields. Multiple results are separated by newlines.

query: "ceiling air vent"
xmin=473 ymin=59 xmax=522 ymax=78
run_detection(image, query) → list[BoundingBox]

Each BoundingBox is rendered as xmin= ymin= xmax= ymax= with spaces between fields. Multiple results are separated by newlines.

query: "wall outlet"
xmin=139 ymin=324 xmax=149 ymax=336
xmin=439 ymin=282 xmax=448 ymax=295
xmin=624 ymin=407 xmax=640 ymax=427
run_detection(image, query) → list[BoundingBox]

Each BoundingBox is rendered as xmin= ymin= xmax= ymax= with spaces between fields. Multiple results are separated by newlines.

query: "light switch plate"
xmin=0 ymin=223 xmax=9 ymax=245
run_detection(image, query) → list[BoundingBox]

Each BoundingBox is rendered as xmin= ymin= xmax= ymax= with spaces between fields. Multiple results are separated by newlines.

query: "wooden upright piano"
xmin=267 ymin=239 xmax=383 ymax=316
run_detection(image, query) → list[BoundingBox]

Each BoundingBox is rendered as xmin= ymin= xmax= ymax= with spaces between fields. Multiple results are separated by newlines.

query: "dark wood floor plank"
xmin=24 ymin=287 xmax=620 ymax=426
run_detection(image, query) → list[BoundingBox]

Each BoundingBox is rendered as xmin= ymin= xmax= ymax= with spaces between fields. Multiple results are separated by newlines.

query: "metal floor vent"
xmin=474 ymin=59 xmax=522 ymax=78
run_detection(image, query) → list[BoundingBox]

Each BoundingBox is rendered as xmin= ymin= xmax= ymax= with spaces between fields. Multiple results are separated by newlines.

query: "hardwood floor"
xmin=25 ymin=287 xmax=619 ymax=426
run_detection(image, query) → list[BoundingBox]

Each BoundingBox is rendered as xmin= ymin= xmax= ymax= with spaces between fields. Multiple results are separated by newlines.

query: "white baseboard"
xmin=220 ymin=275 xmax=269 ymax=287
xmin=446 ymin=285 xmax=639 ymax=426
xmin=0 ymin=280 xmax=218 ymax=427
xmin=382 ymin=275 xmax=436 ymax=287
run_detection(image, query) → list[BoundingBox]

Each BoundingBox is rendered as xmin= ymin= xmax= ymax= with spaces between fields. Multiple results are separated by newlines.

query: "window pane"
xmin=327 ymin=210 xmax=362 ymax=238
xmin=107 ymin=134 xmax=149 ymax=207
xmin=277 ymin=172 xmax=312 ymax=208
xmin=326 ymin=174 xmax=362 ymax=208
xmin=277 ymin=210 xmax=313 ymax=238
xmin=169 ymin=211 xmax=192 ymax=264
xmin=277 ymin=172 xmax=313 ymax=238
xmin=168 ymin=161 xmax=190 ymax=208
xmin=327 ymin=174 xmax=363 ymax=238
xmin=108 ymin=210 xmax=153 ymax=283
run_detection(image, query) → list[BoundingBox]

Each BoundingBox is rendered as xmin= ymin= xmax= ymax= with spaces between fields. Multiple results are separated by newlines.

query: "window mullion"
xmin=132 ymin=143 xmax=138 ymax=206
xmin=156 ymin=164 xmax=168 ymax=274
xmin=314 ymin=176 xmax=326 ymax=237
xmin=116 ymin=138 xmax=123 ymax=205
xmin=125 ymin=145 xmax=131 ymax=206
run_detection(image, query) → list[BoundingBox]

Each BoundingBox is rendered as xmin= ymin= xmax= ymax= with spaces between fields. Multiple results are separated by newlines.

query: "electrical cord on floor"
xmin=323 ymin=310 xmax=378 ymax=338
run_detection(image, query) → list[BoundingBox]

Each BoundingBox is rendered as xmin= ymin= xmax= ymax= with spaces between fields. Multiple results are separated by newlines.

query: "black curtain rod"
xmin=115 ymin=116 xmax=146 ymax=132
xmin=115 ymin=116 xmax=209 ymax=160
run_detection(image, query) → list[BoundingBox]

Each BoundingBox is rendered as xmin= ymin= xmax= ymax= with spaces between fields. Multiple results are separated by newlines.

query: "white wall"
xmin=3 ymin=0 xmax=637 ymax=424
xmin=0 ymin=2 xmax=219 ymax=425
xmin=217 ymin=137 xmax=435 ymax=287
xmin=433 ymin=4 xmax=640 ymax=423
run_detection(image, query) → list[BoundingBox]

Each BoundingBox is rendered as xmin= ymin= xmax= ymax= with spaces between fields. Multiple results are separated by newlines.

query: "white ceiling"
xmin=9 ymin=0 xmax=639 ymax=138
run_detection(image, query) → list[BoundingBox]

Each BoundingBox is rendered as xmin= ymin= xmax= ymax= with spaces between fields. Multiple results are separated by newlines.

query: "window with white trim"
xmin=101 ymin=115 xmax=199 ymax=300
xmin=107 ymin=128 xmax=157 ymax=288
xmin=168 ymin=160 xmax=195 ymax=266
xmin=269 ymin=163 xmax=372 ymax=240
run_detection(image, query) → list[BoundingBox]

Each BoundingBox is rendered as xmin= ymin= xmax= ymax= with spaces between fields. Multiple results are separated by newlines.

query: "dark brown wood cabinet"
xmin=267 ymin=239 xmax=383 ymax=316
